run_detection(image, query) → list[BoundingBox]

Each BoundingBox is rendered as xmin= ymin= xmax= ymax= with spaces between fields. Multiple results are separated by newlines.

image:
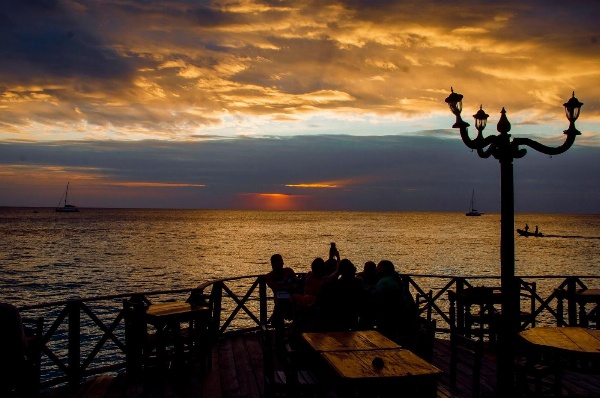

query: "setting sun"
xmin=234 ymin=193 xmax=311 ymax=210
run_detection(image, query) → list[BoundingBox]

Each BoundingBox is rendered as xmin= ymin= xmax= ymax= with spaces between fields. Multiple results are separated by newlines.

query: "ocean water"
xmin=1 ymin=208 xmax=599 ymax=307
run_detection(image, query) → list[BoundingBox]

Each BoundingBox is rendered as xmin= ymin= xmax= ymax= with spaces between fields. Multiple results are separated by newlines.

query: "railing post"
xmin=212 ymin=282 xmax=223 ymax=338
xmin=530 ymin=281 xmax=537 ymax=328
xmin=123 ymin=298 xmax=147 ymax=378
xmin=556 ymin=288 xmax=565 ymax=326
xmin=456 ymin=278 xmax=466 ymax=335
xmin=67 ymin=300 xmax=81 ymax=389
xmin=259 ymin=275 xmax=268 ymax=325
xmin=448 ymin=291 xmax=456 ymax=331
xmin=567 ymin=277 xmax=578 ymax=326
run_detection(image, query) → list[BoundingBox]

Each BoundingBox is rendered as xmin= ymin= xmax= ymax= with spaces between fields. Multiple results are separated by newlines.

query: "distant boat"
xmin=517 ymin=228 xmax=543 ymax=237
xmin=466 ymin=189 xmax=482 ymax=216
xmin=55 ymin=182 xmax=79 ymax=213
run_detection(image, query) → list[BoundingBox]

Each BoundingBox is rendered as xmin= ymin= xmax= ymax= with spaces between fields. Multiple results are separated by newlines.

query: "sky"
xmin=1 ymin=0 xmax=599 ymax=213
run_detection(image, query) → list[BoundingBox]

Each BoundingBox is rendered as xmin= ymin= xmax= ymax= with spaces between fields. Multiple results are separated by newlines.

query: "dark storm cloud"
xmin=0 ymin=0 xmax=133 ymax=82
xmin=1 ymin=135 xmax=598 ymax=213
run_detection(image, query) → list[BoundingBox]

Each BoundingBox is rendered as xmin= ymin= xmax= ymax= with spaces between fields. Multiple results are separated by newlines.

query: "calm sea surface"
xmin=1 ymin=208 xmax=599 ymax=307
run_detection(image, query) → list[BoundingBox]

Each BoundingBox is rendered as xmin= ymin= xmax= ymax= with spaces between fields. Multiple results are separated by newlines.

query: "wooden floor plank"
xmin=244 ymin=332 xmax=266 ymax=398
xmin=40 ymin=333 xmax=600 ymax=398
xmin=203 ymin=344 xmax=224 ymax=398
xmin=232 ymin=334 xmax=260 ymax=398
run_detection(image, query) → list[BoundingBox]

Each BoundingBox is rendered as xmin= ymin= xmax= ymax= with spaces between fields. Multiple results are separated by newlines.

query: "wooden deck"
xmin=39 ymin=330 xmax=600 ymax=398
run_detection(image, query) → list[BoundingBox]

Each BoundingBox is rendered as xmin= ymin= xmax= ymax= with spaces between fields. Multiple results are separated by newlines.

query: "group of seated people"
xmin=265 ymin=244 xmax=418 ymax=348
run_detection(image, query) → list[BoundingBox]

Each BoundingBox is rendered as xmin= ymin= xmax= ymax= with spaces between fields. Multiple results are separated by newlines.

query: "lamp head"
xmin=473 ymin=105 xmax=489 ymax=133
xmin=564 ymin=92 xmax=583 ymax=134
xmin=445 ymin=87 xmax=464 ymax=116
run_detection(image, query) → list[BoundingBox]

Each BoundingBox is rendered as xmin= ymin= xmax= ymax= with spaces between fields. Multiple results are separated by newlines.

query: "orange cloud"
xmin=285 ymin=177 xmax=374 ymax=189
xmin=0 ymin=165 xmax=205 ymax=188
xmin=285 ymin=183 xmax=341 ymax=188
xmin=0 ymin=165 xmax=103 ymax=181
xmin=107 ymin=182 xmax=205 ymax=187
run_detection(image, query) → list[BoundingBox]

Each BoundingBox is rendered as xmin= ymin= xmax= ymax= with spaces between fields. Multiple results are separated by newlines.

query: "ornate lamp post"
xmin=445 ymin=88 xmax=583 ymax=394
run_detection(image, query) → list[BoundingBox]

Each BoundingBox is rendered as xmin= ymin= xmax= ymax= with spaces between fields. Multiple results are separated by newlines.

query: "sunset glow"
xmin=109 ymin=182 xmax=206 ymax=188
xmin=0 ymin=1 xmax=598 ymax=212
xmin=234 ymin=193 xmax=311 ymax=211
xmin=286 ymin=183 xmax=341 ymax=189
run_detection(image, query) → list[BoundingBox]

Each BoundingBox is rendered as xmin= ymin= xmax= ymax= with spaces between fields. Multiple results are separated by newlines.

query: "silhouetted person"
xmin=357 ymin=261 xmax=377 ymax=292
xmin=304 ymin=258 xmax=330 ymax=296
xmin=329 ymin=242 xmax=338 ymax=261
xmin=265 ymin=254 xmax=297 ymax=332
xmin=317 ymin=258 xmax=364 ymax=331
xmin=535 ymin=225 xmax=539 ymax=234
xmin=357 ymin=261 xmax=378 ymax=329
xmin=296 ymin=257 xmax=338 ymax=302
xmin=324 ymin=242 xmax=340 ymax=275
xmin=525 ymin=223 xmax=529 ymax=232
xmin=374 ymin=260 xmax=417 ymax=347
xmin=0 ymin=303 xmax=28 ymax=397
xmin=292 ymin=257 xmax=338 ymax=332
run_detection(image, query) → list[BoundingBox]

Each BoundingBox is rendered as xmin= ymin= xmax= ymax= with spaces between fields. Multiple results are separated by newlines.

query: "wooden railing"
xmin=16 ymin=274 xmax=599 ymax=391
xmin=406 ymin=275 xmax=599 ymax=333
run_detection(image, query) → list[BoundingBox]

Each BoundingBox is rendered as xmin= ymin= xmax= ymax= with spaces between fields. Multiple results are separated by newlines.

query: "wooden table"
xmin=574 ymin=289 xmax=600 ymax=329
xmin=519 ymin=327 xmax=600 ymax=373
xmin=145 ymin=301 xmax=210 ymax=322
xmin=557 ymin=288 xmax=600 ymax=329
xmin=519 ymin=327 xmax=600 ymax=355
xmin=574 ymin=289 xmax=600 ymax=302
xmin=322 ymin=348 xmax=442 ymax=397
xmin=301 ymin=330 xmax=441 ymax=397
xmin=449 ymin=287 xmax=502 ymax=345
xmin=145 ymin=301 xmax=211 ymax=371
xmin=301 ymin=330 xmax=401 ymax=352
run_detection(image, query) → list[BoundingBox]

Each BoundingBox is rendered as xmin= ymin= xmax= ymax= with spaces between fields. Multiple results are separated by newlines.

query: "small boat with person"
xmin=517 ymin=224 xmax=543 ymax=237
xmin=55 ymin=182 xmax=79 ymax=212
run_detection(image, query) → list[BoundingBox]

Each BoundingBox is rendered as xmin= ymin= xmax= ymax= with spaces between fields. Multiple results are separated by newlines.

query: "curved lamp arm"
xmin=512 ymin=133 xmax=577 ymax=157
xmin=457 ymin=118 xmax=497 ymax=151
xmin=477 ymin=143 xmax=497 ymax=159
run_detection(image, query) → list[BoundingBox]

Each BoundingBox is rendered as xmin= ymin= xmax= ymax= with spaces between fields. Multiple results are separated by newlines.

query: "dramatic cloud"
xmin=0 ymin=0 xmax=598 ymax=211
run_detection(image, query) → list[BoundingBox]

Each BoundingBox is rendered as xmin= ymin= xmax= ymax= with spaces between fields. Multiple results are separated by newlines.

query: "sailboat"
xmin=466 ymin=189 xmax=481 ymax=216
xmin=55 ymin=182 xmax=79 ymax=212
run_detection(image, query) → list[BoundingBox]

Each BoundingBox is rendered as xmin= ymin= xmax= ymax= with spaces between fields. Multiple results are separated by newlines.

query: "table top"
xmin=449 ymin=287 xmax=502 ymax=309
xmin=145 ymin=301 xmax=210 ymax=323
xmin=575 ymin=288 xmax=600 ymax=300
xmin=321 ymin=348 xmax=442 ymax=380
xmin=301 ymin=330 xmax=401 ymax=352
xmin=519 ymin=327 xmax=600 ymax=355
xmin=556 ymin=288 xmax=600 ymax=301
